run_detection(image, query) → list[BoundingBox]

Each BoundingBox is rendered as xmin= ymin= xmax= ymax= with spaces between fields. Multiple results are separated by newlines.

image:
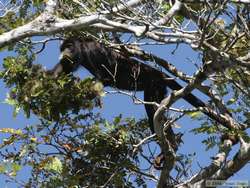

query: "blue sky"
xmin=0 ymin=38 xmax=249 ymax=187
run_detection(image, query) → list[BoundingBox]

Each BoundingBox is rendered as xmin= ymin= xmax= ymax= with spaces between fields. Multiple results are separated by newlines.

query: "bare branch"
xmin=133 ymin=134 xmax=156 ymax=153
xmin=154 ymin=1 xmax=183 ymax=27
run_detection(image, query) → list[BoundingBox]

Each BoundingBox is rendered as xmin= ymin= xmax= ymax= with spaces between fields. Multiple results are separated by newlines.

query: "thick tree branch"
xmin=176 ymin=139 xmax=233 ymax=188
xmin=154 ymin=0 xmax=183 ymax=27
xmin=211 ymin=138 xmax=250 ymax=179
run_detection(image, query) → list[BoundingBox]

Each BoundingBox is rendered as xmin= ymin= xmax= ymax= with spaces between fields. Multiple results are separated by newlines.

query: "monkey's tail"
xmin=143 ymin=78 xmax=206 ymax=133
xmin=144 ymin=76 xmax=206 ymax=133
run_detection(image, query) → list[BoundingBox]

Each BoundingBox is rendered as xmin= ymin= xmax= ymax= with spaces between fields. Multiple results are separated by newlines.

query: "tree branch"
xmin=211 ymin=137 xmax=250 ymax=179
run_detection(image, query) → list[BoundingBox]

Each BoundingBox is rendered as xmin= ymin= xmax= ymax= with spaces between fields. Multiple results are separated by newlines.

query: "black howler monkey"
xmin=50 ymin=37 xmax=206 ymax=133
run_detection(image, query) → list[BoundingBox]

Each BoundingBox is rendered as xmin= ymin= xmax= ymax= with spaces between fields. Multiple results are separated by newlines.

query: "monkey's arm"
xmin=48 ymin=59 xmax=79 ymax=77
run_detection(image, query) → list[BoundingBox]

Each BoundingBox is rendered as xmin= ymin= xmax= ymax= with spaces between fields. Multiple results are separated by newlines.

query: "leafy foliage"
xmin=0 ymin=0 xmax=44 ymax=37
xmin=0 ymin=41 xmax=153 ymax=187
xmin=1 ymin=53 xmax=104 ymax=120
xmin=0 ymin=113 xmax=151 ymax=187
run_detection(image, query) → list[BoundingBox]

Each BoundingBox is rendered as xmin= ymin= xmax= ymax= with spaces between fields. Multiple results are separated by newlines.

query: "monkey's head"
xmin=51 ymin=37 xmax=98 ymax=77
xmin=59 ymin=38 xmax=82 ymax=64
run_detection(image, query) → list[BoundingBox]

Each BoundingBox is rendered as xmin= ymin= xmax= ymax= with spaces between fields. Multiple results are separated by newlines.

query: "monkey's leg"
xmin=144 ymin=83 xmax=166 ymax=133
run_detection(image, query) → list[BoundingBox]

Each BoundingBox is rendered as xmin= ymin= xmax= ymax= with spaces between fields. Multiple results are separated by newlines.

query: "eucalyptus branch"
xmin=176 ymin=139 xmax=233 ymax=187
xmin=190 ymin=139 xmax=233 ymax=185
xmin=133 ymin=134 xmax=156 ymax=153
xmin=154 ymin=0 xmax=183 ymax=27
xmin=211 ymin=137 xmax=250 ymax=179
xmin=105 ymin=90 xmax=159 ymax=107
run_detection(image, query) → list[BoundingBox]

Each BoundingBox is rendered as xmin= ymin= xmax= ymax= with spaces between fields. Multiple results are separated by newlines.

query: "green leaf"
xmin=202 ymin=136 xmax=217 ymax=151
xmin=44 ymin=157 xmax=63 ymax=174
xmin=191 ymin=124 xmax=217 ymax=134
xmin=12 ymin=163 xmax=22 ymax=172
xmin=114 ymin=115 xmax=122 ymax=125
xmin=227 ymin=98 xmax=236 ymax=105
xmin=0 ymin=164 xmax=7 ymax=173
xmin=187 ymin=111 xmax=202 ymax=119
xmin=0 ymin=128 xmax=23 ymax=135
xmin=4 ymin=93 xmax=21 ymax=117
xmin=162 ymin=3 xmax=171 ymax=13
xmin=58 ymin=79 xmax=67 ymax=88
xmin=4 ymin=93 xmax=18 ymax=106
xmin=13 ymin=105 xmax=21 ymax=118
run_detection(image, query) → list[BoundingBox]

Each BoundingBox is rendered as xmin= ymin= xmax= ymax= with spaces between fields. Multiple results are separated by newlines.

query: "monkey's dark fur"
xmin=50 ymin=37 xmax=206 ymax=133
